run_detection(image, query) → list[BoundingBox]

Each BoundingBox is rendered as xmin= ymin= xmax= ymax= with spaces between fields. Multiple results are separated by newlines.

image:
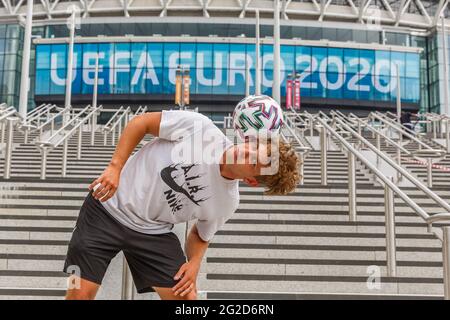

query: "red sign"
xmin=294 ymin=79 xmax=301 ymax=110
xmin=286 ymin=79 xmax=293 ymax=109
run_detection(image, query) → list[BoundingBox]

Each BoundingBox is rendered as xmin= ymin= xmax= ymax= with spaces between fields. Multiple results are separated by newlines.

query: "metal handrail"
xmin=372 ymin=112 xmax=440 ymax=152
xmin=103 ymin=106 xmax=125 ymax=131
xmin=26 ymin=103 xmax=48 ymax=118
xmin=37 ymin=105 xmax=92 ymax=146
xmin=103 ymin=107 xmax=130 ymax=146
xmin=33 ymin=107 xmax=71 ymax=134
xmin=283 ymin=114 xmax=312 ymax=153
xmin=23 ymin=104 xmax=55 ymax=125
xmin=344 ymin=113 xmax=411 ymax=155
xmin=0 ymin=107 xmax=21 ymax=122
xmin=36 ymin=105 xmax=102 ymax=179
xmin=331 ymin=115 xmax=450 ymax=217
xmin=316 ymin=116 xmax=431 ymax=220
xmin=109 ymin=107 xmax=130 ymax=132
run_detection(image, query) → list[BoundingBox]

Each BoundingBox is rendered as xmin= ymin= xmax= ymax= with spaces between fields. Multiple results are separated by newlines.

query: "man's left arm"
xmin=172 ymin=224 xmax=209 ymax=297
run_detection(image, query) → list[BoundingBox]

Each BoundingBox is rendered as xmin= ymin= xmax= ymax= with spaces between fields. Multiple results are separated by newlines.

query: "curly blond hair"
xmin=255 ymin=141 xmax=302 ymax=195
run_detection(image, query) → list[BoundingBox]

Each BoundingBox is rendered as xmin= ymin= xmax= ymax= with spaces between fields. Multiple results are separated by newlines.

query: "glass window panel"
xmin=163 ymin=68 xmax=176 ymax=94
xmin=312 ymin=47 xmax=327 ymax=70
xmin=261 ymin=44 xmax=273 ymax=70
xmin=98 ymin=43 xmax=114 ymax=67
xmin=51 ymin=44 xmax=67 ymax=69
xmin=98 ymin=67 xmax=113 ymax=94
xmin=327 ymin=48 xmax=343 ymax=73
xmin=281 ymin=45 xmax=295 ymax=72
xmin=213 ymin=43 xmax=229 ymax=69
xmin=36 ymin=44 xmax=51 ymax=69
xmin=391 ymin=51 xmax=406 ymax=78
xmin=146 ymin=67 xmax=163 ymax=94
xmin=6 ymin=25 xmax=20 ymax=38
xmin=114 ymin=68 xmax=130 ymax=94
xmin=113 ymin=43 xmax=131 ymax=69
xmin=4 ymin=39 xmax=18 ymax=53
xmin=196 ymin=67 xmax=213 ymax=94
xmin=3 ymin=54 xmax=17 ymax=70
xmin=72 ymin=69 xmax=82 ymax=95
xmin=344 ymin=72 xmax=359 ymax=100
xmin=73 ymin=44 xmax=83 ymax=69
xmin=50 ymin=69 xmax=66 ymax=94
xmin=0 ymin=25 xmax=6 ymax=38
xmin=131 ymin=43 xmax=146 ymax=68
xmin=164 ymin=43 xmax=180 ymax=69
xmin=375 ymin=50 xmax=391 ymax=76
xmin=295 ymin=46 xmax=312 ymax=73
xmin=229 ymin=44 xmax=246 ymax=71
xmin=344 ymin=48 xmax=359 ymax=74
xmin=0 ymin=39 xmax=5 ymax=54
xmin=148 ymin=42 xmax=163 ymax=68
xmin=35 ymin=70 xmax=50 ymax=95
xmin=311 ymin=72 xmax=326 ymax=98
xmin=212 ymin=69 xmax=228 ymax=95
xmin=325 ymin=72 xmax=344 ymax=99
xmin=405 ymin=53 xmax=420 ymax=79
xmin=180 ymin=43 xmax=196 ymax=70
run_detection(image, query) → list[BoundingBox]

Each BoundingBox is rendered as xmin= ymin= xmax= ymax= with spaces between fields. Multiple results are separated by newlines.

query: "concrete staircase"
xmin=0 ymin=123 xmax=449 ymax=300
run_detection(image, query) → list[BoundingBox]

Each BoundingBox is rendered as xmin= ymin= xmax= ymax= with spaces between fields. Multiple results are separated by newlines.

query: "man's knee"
xmin=65 ymin=276 xmax=99 ymax=300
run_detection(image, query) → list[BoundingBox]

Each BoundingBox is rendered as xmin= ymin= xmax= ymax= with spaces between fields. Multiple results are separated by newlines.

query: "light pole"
xmin=272 ymin=0 xmax=281 ymax=104
xmin=442 ymin=16 xmax=450 ymax=116
xmin=18 ymin=0 xmax=34 ymax=118
xmin=255 ymin=9 xmax=261 ymax=96
xmin=64 ymin=9 xmax=76 ymax=123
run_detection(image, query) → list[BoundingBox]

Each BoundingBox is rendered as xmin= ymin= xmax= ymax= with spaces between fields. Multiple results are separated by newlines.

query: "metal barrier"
xmin=35 ymin=105 xmax=102 ymax=179
xmin=103 ymin=107 xmax=131 ymax=146
xmin=310 ymin=113 xmax=450 ymax=298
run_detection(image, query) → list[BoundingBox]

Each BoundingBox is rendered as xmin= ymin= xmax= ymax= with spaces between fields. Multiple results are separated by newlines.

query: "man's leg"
xmin=65 ymin=276 xmax=100 ymax=300
xmin=153 ymin=286 xmax=197 ymax=300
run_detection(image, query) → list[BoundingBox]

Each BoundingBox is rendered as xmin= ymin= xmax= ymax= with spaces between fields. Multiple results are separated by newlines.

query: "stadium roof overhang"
xmin=0 ymin=0 xmax=449 ymax=33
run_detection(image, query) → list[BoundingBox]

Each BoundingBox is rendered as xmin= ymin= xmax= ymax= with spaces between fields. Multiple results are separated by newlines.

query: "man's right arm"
xmin=89 ymin=112 xmax=162 ymax=201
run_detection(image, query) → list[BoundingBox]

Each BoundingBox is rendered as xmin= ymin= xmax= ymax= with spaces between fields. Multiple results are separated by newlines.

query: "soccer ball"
xmin=232 ymin=95 xmax=284 ymax=140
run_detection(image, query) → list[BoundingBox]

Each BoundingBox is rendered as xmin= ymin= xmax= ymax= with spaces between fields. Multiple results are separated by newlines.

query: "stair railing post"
xmin=62 ymin=138 xmax=68 ymax=177
xmin=384 ymin=177 xmax=397 ymax=277
xmin=40 ymin=146 xmax=48 ymax=180
xmin=320 ymin=125 xmax=327 ymax=186
xmin=299 ymin=152 xmax=304 ymax=185
xmin=24 ymin=128 xmax=29 ymax=144
xmin=396 ymin=147 xmax=402 ymax=182
xmin=111 ymin=127 xmax=116 ymax=146
xmin=376 ymin=132 xmax=381 ymax=166
xmin=91 ymin=111 xmax=97 ymax=146
xmin=446 ymin=119 xmax=450 ymax=154
xmin=0 ymin=121 xmax=5 ymax=145
xmin=348 ymin=146 xmax=357 ymax=222
xmin=443 ymin=226 xmax=450 ymax=300
xmin=103 ymin=130 xmax=107 ymax=146
xmin=77 ymin=125 xmax=82 ymax=160
xmin=121 ymin=255 xmax=134 ymax=300
xmin=3 ymin=117 xmax=19 ymax=179
xmin=427 ymin=158 xmax=433 ymax=188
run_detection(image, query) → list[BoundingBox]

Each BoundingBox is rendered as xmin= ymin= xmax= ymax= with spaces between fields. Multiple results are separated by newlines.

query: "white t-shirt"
xmin=101 ymin=110 xmax=240 ymax=242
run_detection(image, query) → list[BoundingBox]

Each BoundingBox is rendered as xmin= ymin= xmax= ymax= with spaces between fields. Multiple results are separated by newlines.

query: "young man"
xmin=64 ymin=110 xmax=300 ymax=300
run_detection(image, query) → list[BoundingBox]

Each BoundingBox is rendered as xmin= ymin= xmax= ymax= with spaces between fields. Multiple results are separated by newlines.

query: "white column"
xmin=396 ymin=64 xmax=402 ymax=122
xmin=65 ymin=11 xmax=76 ymax=112
xmin=272 ymin=0 xmax=281 ymax=104
xmin=18 ymin=0 xmax=34 ymax=118
xmin=255 ymin=9 xmax=261 ymax=96
xmin=442 ymin=16 xmax=450 ymax=116
xmin=245 ymin=63 xmax=250 ymax=97
xmin=92 ymin=55 xmax=99 ymax=109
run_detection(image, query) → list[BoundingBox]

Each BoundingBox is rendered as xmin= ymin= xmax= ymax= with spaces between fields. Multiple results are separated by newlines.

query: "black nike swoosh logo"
xmin=160 ymin=164 xmax=202 ymax=206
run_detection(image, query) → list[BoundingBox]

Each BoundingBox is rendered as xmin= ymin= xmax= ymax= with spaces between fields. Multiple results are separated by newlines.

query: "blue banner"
xmin=35 ymin=42 xmax=420 ymax=103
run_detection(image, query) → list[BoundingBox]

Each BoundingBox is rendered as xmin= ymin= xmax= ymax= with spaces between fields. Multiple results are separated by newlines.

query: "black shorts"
xmin=63 ymin=192 xmax=187 ymax=294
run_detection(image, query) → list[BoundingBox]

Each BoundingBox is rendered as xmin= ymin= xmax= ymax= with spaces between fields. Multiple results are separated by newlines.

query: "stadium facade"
xmin=1 ymin=0 xmax=450 ymax=119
